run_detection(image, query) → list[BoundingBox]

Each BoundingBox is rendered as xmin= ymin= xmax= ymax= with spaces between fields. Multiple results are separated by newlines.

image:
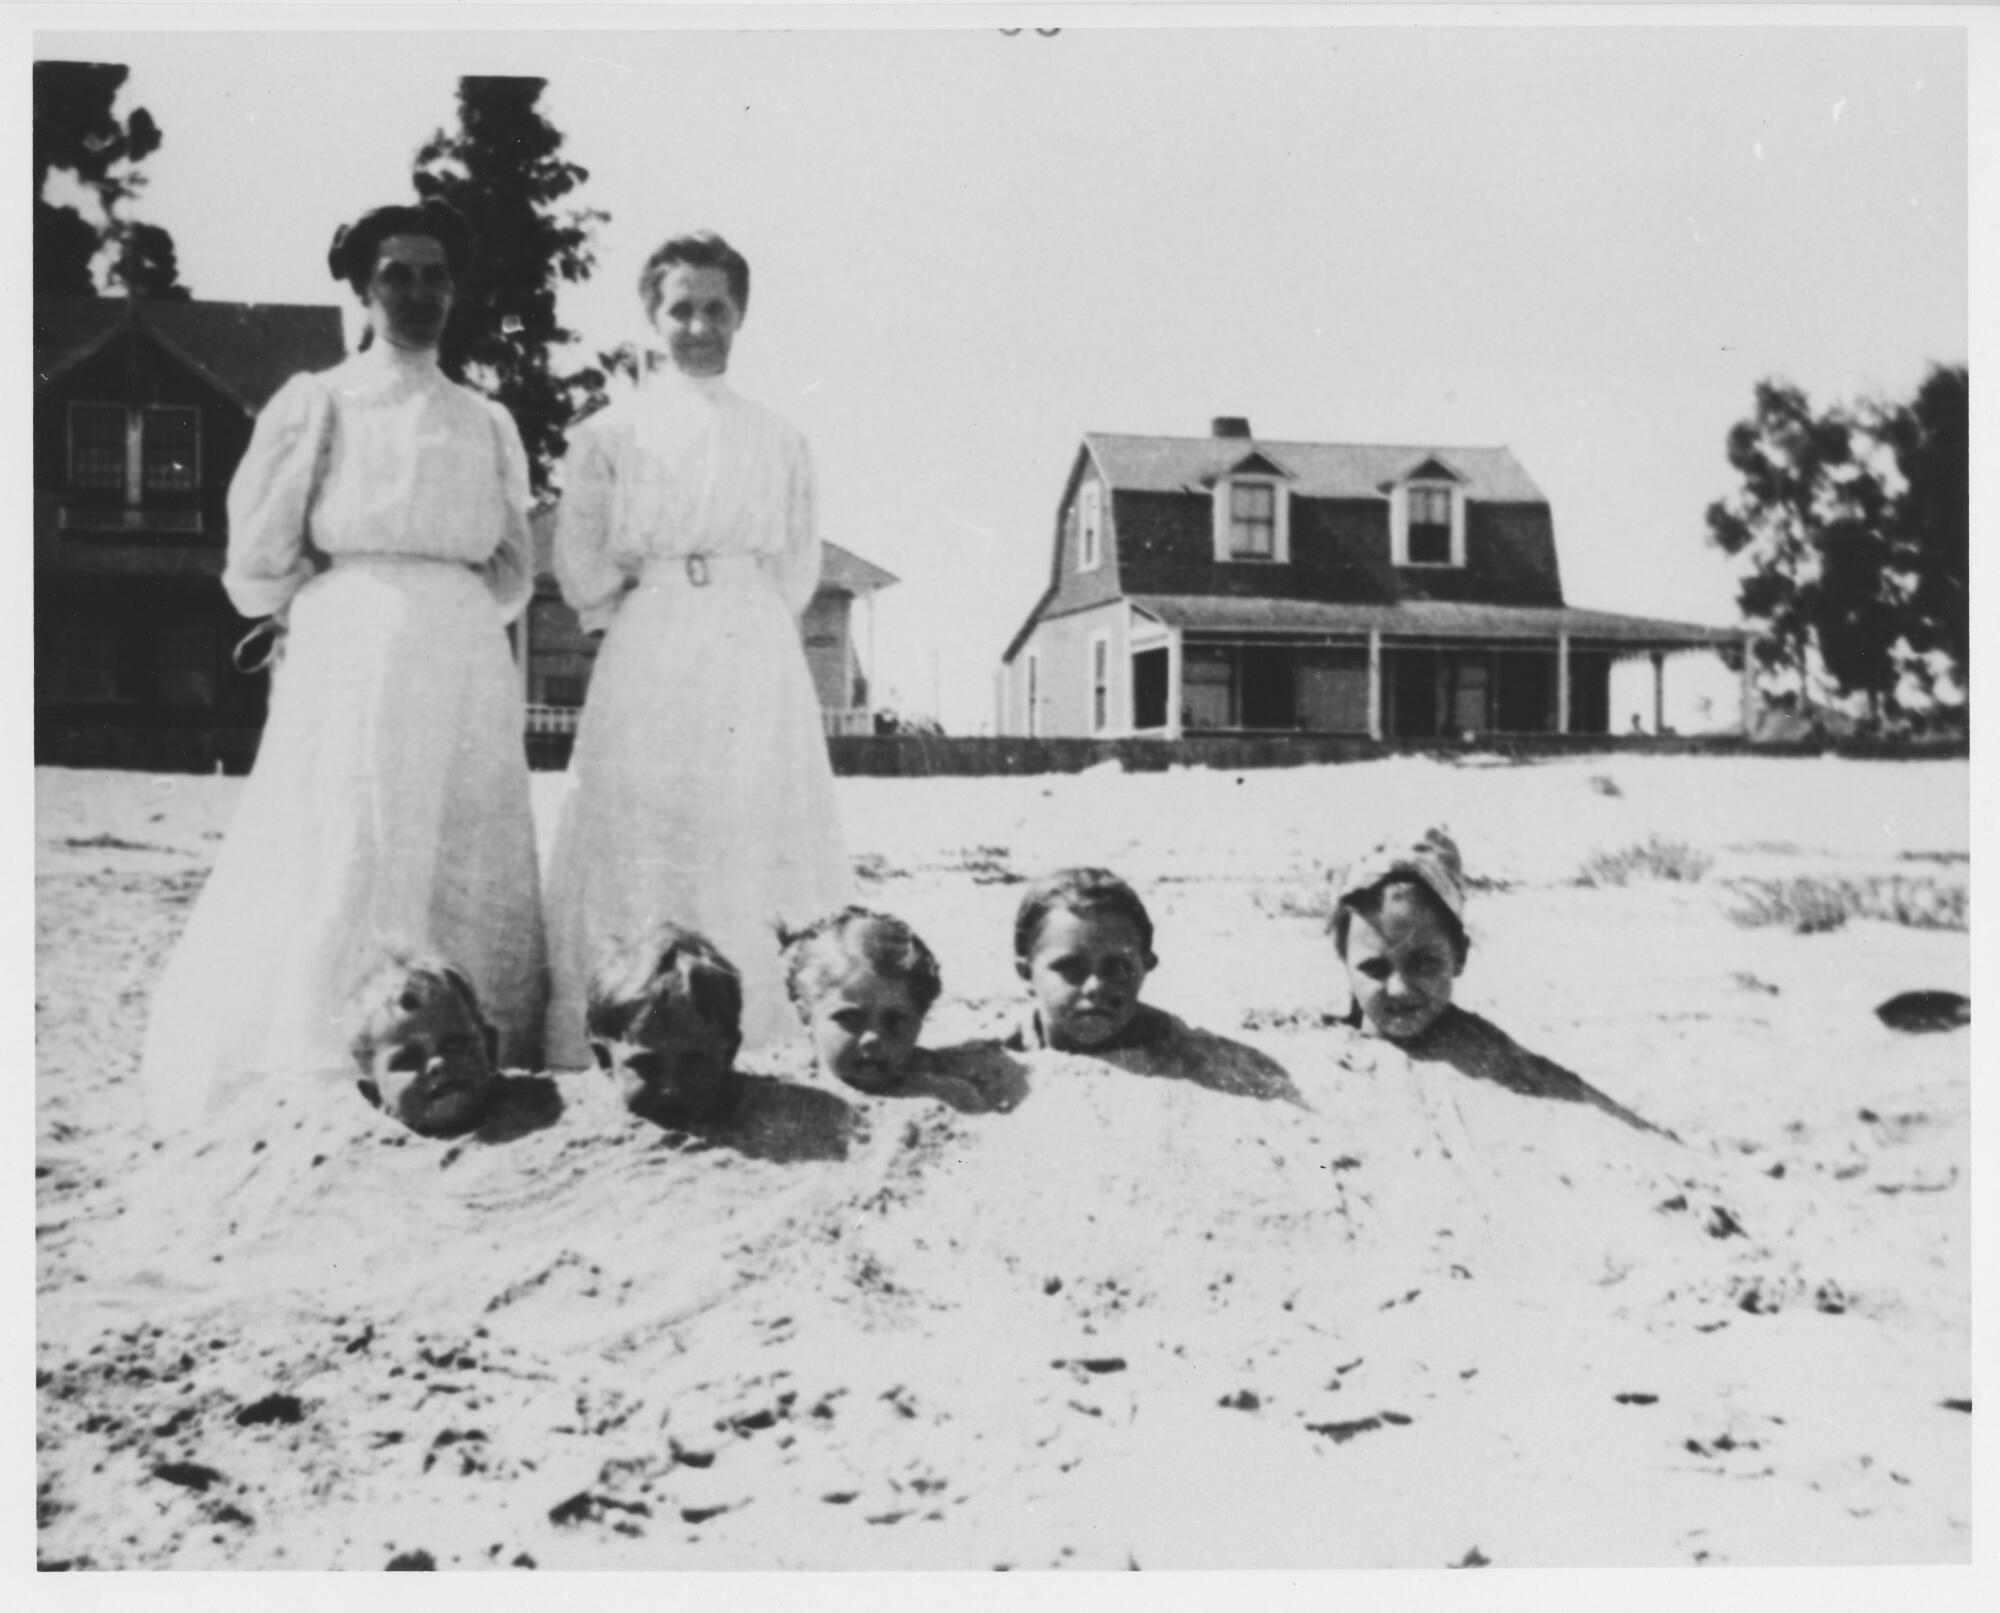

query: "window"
xmin=1212 ymin=475 xmax=1290 ymax=563
xmin=1395 ymin=481 xmax=1463 ymax=567
xmin=1407 ymin=486 xmax=1452 ymax=564
xmin=1230 ymin=482 xmax=1275 ymax=558
xmin=69 ymin=404 xmax=128 ymax=491
xmin=1090 ymin=636 xmax=1111 ymax=732
xmin=142 ymin=407 xmax=200 ymax=492
xmin=1025 ymin=652 xmax=1040 ymax=737
xmin=67 ymin=402 xmax=202 ymax=501
xmin=1181 ymin=648 xmax=1234 ymax=730
xmin=1078 ymin=481 xmax=1103 ymax=572
xmin=1132 ymin=647 xmax=1169 ymax=731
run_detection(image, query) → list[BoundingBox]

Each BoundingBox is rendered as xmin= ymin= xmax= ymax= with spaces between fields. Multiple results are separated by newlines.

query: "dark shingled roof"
xmin=1128 ymin=594 xmax=1743 ymax=649
xmin=528 ymin=502 xmax=897 ymax=595
xmin=1087 ymin=432 xmax=1547 ymax=504
xmin=34 ymin=298 xmax=347 ymax=414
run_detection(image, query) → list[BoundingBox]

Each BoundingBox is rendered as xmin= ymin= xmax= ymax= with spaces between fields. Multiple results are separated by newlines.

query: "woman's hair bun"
xmin=327 ymin=199 xmax=473 ymax=294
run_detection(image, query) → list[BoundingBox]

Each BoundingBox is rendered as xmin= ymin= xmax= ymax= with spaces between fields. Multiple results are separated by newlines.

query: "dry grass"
xmin=1727 ymin=875 xmax=1968 ymax=935
xmin=1576 ymin=835 xmax=1715 ymax=887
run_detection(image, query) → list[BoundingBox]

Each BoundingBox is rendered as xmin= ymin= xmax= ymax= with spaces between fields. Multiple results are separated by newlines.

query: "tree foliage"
xmin=1877 ymin=365 xmax=1969 ymax=696
xmin=32 ymin=60 xmax=189 ymax=299
xmin=1706 ymin=367 xmax=1968 ymax=725
xmin=413 ymin=76 xmax=608 ymax=494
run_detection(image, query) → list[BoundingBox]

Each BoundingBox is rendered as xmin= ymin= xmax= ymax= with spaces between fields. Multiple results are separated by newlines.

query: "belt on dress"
xmin=641 ymin=553 xmax=768 ymax=588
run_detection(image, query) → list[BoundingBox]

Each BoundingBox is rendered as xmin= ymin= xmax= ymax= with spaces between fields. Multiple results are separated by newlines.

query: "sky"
xmin=21 ymin=10 xmax=1983 ymax=732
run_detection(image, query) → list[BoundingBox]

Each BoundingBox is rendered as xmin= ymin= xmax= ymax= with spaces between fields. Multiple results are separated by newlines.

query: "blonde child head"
xmin=784 ymin=907 xmax=941 ymax=1094
xmin=1012 ymin=868 xmax=1159 ymax=1052
xmin=586 ymin=922 xmax=743 ymax=1122
xmin=345 ymin=950 xmax=499 ymax=1136
xmin=1330 ymin=829 xmax=1471 ymax=1044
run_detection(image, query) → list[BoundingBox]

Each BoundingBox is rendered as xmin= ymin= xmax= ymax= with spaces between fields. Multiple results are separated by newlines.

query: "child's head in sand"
xmin=586 ymin=922 xmax=742 ymax=1123
xmin=784 ymin=907 xmax=942 ymax=1094
xmin=1331 ymin=829 xmax=1471 ymax=1044
xmin=1014 ymin=868 xmax=1159 ymax=1052
xmin=346 ymin=952 xmax=500 ymax=1136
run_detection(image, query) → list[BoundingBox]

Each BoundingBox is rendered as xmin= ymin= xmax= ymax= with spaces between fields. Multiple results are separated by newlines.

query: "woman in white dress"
xmin=543 ymin=231 xmax=850 ymax=1064
xmin=139 ymin=201 xmax=547 ymax=1129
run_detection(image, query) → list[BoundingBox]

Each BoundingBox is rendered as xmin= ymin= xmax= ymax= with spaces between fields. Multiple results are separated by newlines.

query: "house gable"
xmin=1001 ymin=442 xmax=1122 ymax=664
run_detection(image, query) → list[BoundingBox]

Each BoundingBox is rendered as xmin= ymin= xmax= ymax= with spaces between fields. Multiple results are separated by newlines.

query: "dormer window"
xmin=1077 ymin=480 xmax=1103 ymax=572
xmin=1390 ymin=467 xmax=1467 ymax=567
xmin=1210 ymin=469 xmax=1292 ymax=564
xmin=1229 ymin=482 xmax=1276 ymax=558
xmin=1407 ymin=486 xmax=1453 ymax=564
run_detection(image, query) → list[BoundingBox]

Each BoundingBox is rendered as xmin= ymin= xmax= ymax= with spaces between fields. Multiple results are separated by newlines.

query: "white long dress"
xmin=139 ymin=341 xmax=548 ymax=1130
xmin=542 ymin=369 xmax=850 ymax=1064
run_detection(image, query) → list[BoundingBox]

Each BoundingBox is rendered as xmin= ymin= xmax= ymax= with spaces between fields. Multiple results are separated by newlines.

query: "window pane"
xmin=70 ymin=405 xmax=127 ymax=491
xmin=1232 ymin=483 xmax=1274 ymax=519
xmin=143 ymin=408 xmax=200 ymax=492
xmin=1182 ymin=649 xmax=1234 ymax=729
xmin=1407 ymin=522 xmax=1451 ymax=564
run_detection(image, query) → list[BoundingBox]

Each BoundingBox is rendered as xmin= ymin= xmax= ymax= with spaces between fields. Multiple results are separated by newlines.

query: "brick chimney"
xmin=1211 ymin=416 xmax=1252 ymax=439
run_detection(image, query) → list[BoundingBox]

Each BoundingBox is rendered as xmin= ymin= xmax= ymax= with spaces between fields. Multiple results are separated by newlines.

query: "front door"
xmin=1239 ymin=647 xmax=1295 ymax=729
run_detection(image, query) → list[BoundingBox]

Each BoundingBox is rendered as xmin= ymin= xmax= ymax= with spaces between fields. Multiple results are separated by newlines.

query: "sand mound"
xmin=36 ymin=757 xmax=1969 ymax=1568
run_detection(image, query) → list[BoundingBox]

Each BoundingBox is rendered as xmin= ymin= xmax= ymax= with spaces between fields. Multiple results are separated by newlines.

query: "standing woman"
xmin=140 ymin=201 xmax=547 ymax=1128
xmin=543 ymin=231 xmax=850 ymax=1064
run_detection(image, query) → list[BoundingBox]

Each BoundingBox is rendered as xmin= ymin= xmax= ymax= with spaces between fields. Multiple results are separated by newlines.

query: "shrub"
xmin=1727 ymin=875 xmax=1968 ymax=934
xmin=1576 ymin=835 xmax=1715 ymax=887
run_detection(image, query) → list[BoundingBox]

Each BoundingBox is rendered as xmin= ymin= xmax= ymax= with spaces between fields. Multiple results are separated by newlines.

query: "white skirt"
xmin=140 ymin=557 xmax=548 ymax=1129
xmin=542 ymin=564 xmax=851 ymax=1065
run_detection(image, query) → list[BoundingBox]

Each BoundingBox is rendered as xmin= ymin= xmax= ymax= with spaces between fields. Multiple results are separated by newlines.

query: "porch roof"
xmin=1127 ymin=594 xmax=1743 ymax=650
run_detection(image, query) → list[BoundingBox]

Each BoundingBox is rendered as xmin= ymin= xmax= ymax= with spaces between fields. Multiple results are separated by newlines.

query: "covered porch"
xmin=1125 ymin=596 xmax=1751 ymax=741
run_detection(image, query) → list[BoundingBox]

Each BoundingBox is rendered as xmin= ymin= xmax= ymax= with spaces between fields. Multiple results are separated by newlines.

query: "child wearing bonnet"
xmin=1330 ymin=828 xmax=1660 ymax=1134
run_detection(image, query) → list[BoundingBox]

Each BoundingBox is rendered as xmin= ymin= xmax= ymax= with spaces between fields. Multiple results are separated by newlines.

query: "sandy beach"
xmin=34 ymin=753 xmax=1969 ymax=1570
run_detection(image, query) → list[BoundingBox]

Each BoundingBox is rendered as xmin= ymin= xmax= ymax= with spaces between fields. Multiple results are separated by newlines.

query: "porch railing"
xmin=525 ymin=703 xmax=876 ymax=739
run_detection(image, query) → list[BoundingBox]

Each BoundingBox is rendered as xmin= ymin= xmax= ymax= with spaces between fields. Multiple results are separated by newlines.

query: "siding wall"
xmin=1006 ymin=601 xmax=1127 ymax=737
xmin=1035 ymin=462 xmax=1123 ymax=619
xmin=1112 ymin=489 xmax=1565 ymax=608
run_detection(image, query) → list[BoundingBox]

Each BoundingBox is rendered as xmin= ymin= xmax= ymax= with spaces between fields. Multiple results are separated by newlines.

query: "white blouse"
xmin=223 ymin=341 xmax=534 ymax=623
xmin=554 ymin=370 xmax=820 ymax=633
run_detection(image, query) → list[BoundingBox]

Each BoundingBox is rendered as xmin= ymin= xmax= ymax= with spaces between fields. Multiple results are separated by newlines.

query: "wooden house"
xmin=999 ymin=416 xmax=1748 ymax=740
xmin=34 ymin=297 xmax=346 ymax=754
xmin=519 ymin=507 xmax=899 ymax=739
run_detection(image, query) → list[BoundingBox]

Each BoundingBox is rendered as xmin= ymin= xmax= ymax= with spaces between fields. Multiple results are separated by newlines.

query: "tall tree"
xmin=413 ymin=76 xmax=607 ymax=493
xmin=1877 ymin=364 xmax=1969 ymax=707
xmin=32 ymin=60 xmax=189 ymax=299
xmin=1707 ymin=370 xmax=1969 ymax=725
xmin=1705 ymin=379 xmax=1873 ymax=713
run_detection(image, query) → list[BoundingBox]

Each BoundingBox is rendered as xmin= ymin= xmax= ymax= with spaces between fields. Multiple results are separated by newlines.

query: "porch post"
xmin=1166 ymin=629 xmax=1185 ymax=740
xmin=1651 ymin=650 xmax=1666 ymax=734
xmin=1739 ymin=632 xmax=1757 ymax=738
xmin=1367 ymin=630 xmax=1383 ymax=741
xmin=1556 ymin=632 xmax=1571 ymax=735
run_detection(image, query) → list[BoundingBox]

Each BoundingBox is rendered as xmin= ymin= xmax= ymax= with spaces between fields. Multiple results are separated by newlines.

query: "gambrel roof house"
xmin=34 ymin=298 xmax=347 ymax=749
xmin=999 ymin=417 xmax=1746 ymax=741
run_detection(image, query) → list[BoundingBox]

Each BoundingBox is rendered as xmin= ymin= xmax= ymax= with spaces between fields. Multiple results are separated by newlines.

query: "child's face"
xmin=366 ymin=980 xmax=498 ymax=1136
xmin=805 ymin=963 xmax=927 ymax=1094
xmin=592 ymin=982 xmax=738 ymax=1123
xmin=1018 ymin=907 xmax=1156 ymax=1052
xmin=1342 ymin=884 xmax=1463 ymax=1043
